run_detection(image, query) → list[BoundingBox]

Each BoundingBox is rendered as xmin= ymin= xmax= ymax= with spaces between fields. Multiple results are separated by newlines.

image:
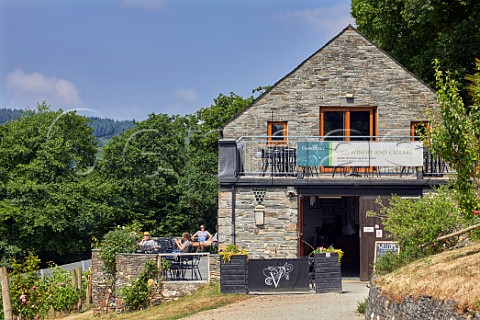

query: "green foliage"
xmin=351 ymin=0 xmax=480 ymax=99
xmin=9 ymin=253 xmax=50 ymax=320
xmin=99 ymin=226 xmax=139 ymax=275
xmin=0 ymin=102 xmax=123 ymax=264
xmin=0 ymin=89 xmax=253 ymax=266
xmin=374 ymin=251 xmax=411 ymax=275
xmin=120 ymin=259 xmax=159 ymax=311
xmin=314 ymin=246 xmax=344 ymax=264
xmin=6 ymin=253 xmax=85 ymax=319
xmin=428 ymin=60 xmax=480 ymax=212
xmin=369 ymin=186 xmax=469 ymax=257
xmin=45 ymin=266 xmax=81 ymax=312
xmin=219 ymin=244 xmax=249 ymax=262
xmin=357 ymin=297 xmax=368 ymax=314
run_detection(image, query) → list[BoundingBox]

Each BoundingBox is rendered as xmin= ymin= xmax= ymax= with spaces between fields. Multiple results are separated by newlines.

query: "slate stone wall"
xmin=91 ymin=251 xmax=220 ymax=315
xmin=218 ymin=187 xmax=298 ymax=258
xmin=366 ymin=284 xmax=480 ymax=320
xmin=222 ymin=27 xmax=437 ymax=140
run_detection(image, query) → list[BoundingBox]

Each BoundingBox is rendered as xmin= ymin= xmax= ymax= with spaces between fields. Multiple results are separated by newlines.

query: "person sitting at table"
xmin=173 ymin=232 xmax=191 ymax=253
xmin=192 ymin=225 xmax=212 ymax=252
xmin=211 ymin=225 xmax=218 ymax=247
xmin=138 ymin=231 xmax=156 ymax=252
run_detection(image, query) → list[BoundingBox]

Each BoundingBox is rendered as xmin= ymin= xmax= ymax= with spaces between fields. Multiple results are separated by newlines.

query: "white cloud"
xmin=278 ymin=4 xmax=355 ymax=36
xmin=173 ymin=88 xmax=199 ymax=103
xmin=119 ymin=0 xmax=168 ymax=11
xmin=5 ymin=69 xmax=84 ymax=107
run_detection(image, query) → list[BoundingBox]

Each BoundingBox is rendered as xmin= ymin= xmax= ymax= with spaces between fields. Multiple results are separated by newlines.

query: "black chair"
xmin=181 ymin=255 xmax=202 ymax=280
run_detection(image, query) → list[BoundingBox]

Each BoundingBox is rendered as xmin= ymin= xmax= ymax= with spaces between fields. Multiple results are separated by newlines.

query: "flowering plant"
xmin=219 ymin=244 xmax=249 ymax=262
xmin=314 ymin=246 xmax=344 ymax=264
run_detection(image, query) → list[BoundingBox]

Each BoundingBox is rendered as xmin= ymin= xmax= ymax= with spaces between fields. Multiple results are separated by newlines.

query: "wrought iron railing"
xmin=234 ymin=136 xmax=452 ymax=179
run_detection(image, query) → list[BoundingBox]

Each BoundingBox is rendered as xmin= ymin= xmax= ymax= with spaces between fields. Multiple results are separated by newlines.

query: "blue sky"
xmin=0 ymin=0 xmax=354 ymax=121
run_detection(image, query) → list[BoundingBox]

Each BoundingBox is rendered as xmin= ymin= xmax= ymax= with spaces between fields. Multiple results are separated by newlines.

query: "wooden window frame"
xmin=320 ymin=107 xmax=377 ymax=140
xmin=267 ymin=121 xmax=288 ymax=145
xmin=410 ymin=121 xmax=430 ymax=141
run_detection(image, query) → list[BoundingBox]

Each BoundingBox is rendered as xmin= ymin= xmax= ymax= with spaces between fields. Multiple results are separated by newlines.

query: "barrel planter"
xmin=220 ymin=255 xmax=248 ymax=294
xmin=314 ymin=253 xmax=342 ymax=293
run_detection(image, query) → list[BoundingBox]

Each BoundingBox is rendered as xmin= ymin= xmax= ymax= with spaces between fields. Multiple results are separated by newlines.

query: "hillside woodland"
xmin=0 ymin=92 xmax=253 ymax=266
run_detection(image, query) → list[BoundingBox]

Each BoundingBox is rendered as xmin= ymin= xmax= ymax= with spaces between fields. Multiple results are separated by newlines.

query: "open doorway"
xmin=302 ymin=196 xmax=360 ymax=277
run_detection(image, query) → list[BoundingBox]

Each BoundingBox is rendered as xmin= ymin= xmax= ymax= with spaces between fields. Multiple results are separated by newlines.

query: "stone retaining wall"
xmin=91 ymin=250 xmax=220 ymax=315
xmin=366 ymin=284 xmax=480 ymax=320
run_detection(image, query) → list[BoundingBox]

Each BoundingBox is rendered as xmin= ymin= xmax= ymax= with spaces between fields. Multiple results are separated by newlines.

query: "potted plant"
xmin=313 ymin=246 xmax=343 ymax=293
xmin=219 ymin=244 xmax=249 ymax=294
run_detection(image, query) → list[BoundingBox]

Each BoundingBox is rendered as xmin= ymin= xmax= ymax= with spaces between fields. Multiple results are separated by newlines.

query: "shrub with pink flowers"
xmin=4 ymin=252 xmax=86 ymax=320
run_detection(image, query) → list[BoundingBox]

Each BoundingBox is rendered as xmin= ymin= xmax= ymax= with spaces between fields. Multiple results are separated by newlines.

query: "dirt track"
xmin=180 ymin=281 xmax=369 ymax=320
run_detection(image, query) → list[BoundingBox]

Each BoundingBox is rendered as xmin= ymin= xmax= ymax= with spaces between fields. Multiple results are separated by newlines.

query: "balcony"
xmin=218 ymin=136 xmax=452 ymax=184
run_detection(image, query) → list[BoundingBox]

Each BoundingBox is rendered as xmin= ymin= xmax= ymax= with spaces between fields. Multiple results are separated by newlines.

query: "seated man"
xmin=138 ymin=231 xmax=156 ymax=252
xmin=192 ymin=225 xmax=212 ymax=252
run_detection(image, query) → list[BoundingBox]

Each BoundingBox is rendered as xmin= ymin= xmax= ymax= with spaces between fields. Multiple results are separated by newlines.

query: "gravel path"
xmin=181 ymin=280 xmax=369 ymax=320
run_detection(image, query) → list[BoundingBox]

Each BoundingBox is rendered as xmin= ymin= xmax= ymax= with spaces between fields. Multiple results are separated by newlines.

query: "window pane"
xmin=271 ymin=124 xmax=285 ymax=140
xmin=350 ymin=111 xmax=370 ymax=141
xmin=324 ymin=111 xmax=344 ymax=140
xmin=413 ymin=123 xmax=427 ymax=141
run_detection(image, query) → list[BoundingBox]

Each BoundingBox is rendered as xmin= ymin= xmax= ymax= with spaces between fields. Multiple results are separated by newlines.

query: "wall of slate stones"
xmin=218 ymin=187 xmax=298 ymax=258
xmin=91 ymin=250 xmax=220 ymax=315
xmin=366 ymin=284 xmax=480 ymax=320
xmin=222 ymin=26 xmax=437 ymax=140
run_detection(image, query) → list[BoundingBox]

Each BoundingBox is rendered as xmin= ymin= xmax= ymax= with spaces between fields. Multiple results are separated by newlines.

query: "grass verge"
xmin=60 ymin=283 xmax=252 ymax=320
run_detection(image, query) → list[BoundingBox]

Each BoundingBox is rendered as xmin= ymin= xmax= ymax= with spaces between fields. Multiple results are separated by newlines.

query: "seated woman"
xmin=138 ymin=231 xmax=156 ymax=252
xmin=173 ymin=232 xmax=191 ymax=253
xmin=192 ymin=225 xmax=212 ymax=252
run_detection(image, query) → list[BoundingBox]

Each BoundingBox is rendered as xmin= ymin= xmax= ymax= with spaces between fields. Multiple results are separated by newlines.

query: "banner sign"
xmin=297 ymin=141 xmax=423 ymax=167
xmin=247 ymin=258 xmax=310 ymax=292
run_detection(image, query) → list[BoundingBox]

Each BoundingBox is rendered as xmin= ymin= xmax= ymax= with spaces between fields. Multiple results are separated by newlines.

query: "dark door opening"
xmin=301 ymin=196 xmax=360 ymax=277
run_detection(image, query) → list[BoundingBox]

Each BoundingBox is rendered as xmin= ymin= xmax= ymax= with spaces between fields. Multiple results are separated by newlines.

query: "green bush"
xmin=120 ymin=259 xmax=159 ymax=310
xmin=99 ymin=226 xmax=139 ymax=275
xmin=5 ymin=253 xmax=87 ymax=320
xmin=45 ymin=266 xmax=81 ymax=313
xmin=370 ymin=186 xmax=468 ymax=258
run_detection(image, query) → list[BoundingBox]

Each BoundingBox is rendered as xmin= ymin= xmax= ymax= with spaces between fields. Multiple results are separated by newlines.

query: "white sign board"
xmin=331 ymin=141 xmax=423 ymax=167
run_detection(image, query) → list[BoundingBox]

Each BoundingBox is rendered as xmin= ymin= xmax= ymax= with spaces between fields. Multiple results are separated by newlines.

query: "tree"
xmin=97 ymin=92 xmax=254 ymax=236
xmin=427 ymin=59 xmax=480 ymax=213
xmin=351 ymin=0 xmax=480 ymax=96
xmin=0 ymin=102 xmax=121 ymax=264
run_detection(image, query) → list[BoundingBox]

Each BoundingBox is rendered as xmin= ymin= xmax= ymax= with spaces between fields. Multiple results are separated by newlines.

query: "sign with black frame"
xmin=374 ymin=241 xmax=400 ymax=265
xmin=247 ymin=258 xmax=310 ymax=292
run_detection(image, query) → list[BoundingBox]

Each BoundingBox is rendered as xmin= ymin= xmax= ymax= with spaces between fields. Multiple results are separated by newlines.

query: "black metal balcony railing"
xmin=221 ymin=136 xmax=452 ymax=179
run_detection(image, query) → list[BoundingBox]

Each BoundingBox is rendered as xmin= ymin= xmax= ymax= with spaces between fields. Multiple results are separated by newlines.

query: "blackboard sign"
xmin=247 ymin=258 xmax=310 ymax=292
xmin=374 ymin=241 xmax=400 ymax=264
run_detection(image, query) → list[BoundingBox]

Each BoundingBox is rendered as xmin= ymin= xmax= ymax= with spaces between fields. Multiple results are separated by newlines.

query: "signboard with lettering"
xmin=374 ymin=241 xmax=400 ymax=264
xmin=248 ymin=258 xmax=310 ymax=292
xmin=297 ymin=141 xmax=423 ymax=167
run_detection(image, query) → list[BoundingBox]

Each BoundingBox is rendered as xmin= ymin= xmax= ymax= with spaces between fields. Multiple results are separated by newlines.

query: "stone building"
xmin=217 ymin=25 xmax=448 ymax=281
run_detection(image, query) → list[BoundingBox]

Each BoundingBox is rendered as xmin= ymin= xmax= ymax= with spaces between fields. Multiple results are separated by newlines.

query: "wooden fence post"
xmin=76 ymin=268 xmax=82 ymax=311
xmin=85 ymin=267 xmax=92 ymax=307
xmin=0 ymin=266 xmax=13 ymax=320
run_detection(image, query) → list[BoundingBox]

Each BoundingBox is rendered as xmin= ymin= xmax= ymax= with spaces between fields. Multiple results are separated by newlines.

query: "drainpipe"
xmin=231 ymin=185 xmax=236 ymax=245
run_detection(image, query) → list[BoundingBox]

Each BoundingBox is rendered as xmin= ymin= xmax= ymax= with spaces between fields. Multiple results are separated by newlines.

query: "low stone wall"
xmin=366 ymin=284 xmax=480 ymax=320
xmin=91 ymin=250 xmax=220 ymax=315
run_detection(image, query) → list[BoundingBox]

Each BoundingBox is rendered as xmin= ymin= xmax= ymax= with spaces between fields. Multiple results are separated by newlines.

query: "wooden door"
xmin=298 ymin=196 xmax=304 ymax=257
xmin=359 ymin=196 xmax=391 ymax=281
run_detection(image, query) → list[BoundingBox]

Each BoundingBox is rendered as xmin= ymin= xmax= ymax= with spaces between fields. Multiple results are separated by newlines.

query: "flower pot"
xmin=220 ymin=255 xmax=248 ymax=294
xmin=314 ymin=253 xmax=342 ymax=293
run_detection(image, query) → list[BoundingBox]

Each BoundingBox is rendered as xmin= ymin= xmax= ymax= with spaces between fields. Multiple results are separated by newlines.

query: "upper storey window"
xmin=410 ymin=121 xmax=430 ymax=141
xmin=267 ymin=121 xmax=288 ymax=144
xmin=320 ymin=107 xmax=377 ymax=141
